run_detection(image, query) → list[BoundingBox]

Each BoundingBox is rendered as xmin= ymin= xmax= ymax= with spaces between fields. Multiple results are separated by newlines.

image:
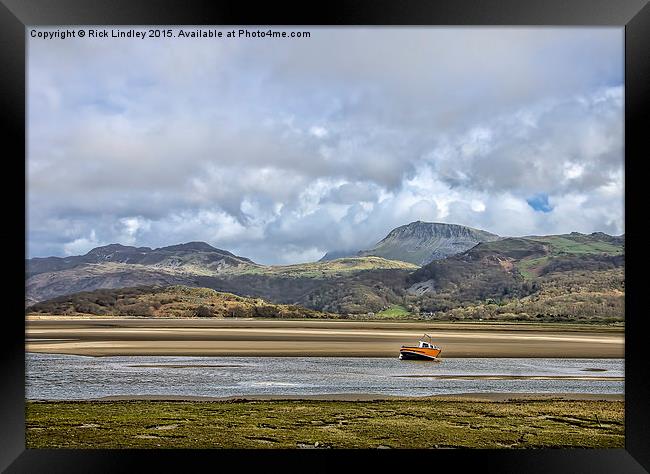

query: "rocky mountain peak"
xmin=359 ymin=221 xmax=500 ymax=265
xmin=386 ymin=221 xmax=497 ymax=241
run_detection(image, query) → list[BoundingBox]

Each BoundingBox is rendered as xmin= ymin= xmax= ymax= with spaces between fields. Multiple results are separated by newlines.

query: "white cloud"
xmin=63 ymin=230 xmax=101 ymax=256
xmin=471 ymin=200 xmax=486 ymax=212
xmin=118 ymin=216 xmax=150 ymax=245
xmin=309 ymin=126 xmax=328 ymax=138
xmin=27 ymin=27 xmax=624 ymax=263
xmin=563 ymin=162 xmax=585 ymax=180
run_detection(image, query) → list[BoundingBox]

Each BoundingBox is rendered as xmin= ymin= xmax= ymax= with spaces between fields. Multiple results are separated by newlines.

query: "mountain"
xmin=25 ymin=242 xmax=258 ymax=305
xmin=25 ymin=263 xmax=198 ymax=307
xmin=25 ymin=230 xmax=625 ymax=323
xmin=26 ymin=241 xmax=256 ymax=279
xmin=25 ymin=241 xmax=416 ymax=306
xmin=357 ymin=221 xmax=500 ymax=265
xmin=405 ymin=231 xmax=624 ymax=322
xmin=408 ymin=231 xmax=624 ymax=294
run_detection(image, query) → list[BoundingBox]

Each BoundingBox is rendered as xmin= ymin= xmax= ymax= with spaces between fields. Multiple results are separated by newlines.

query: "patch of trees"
xmin=194 ymin=269 xmax=411 ymax=314
xmin=410 ymin=268 xmax=624 ymax=323
xmin=539 ymin=254 xmax=624 ymax=276
xmin=468 ymin=238 xmax=548 ymax=261
xmin=27 ymin=286 xmax=160 ymax=315
xmin=194 ymin=305 xmax=213 ymax=317
xmin=407 ymin=258 xmax=538 ymax=311
xmin=26 ymin=284 xmax=334 ymax=319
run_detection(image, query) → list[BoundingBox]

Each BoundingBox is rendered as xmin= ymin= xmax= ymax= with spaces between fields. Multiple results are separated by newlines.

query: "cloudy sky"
xmin=28 ymin=27 xmax=624 ymax=264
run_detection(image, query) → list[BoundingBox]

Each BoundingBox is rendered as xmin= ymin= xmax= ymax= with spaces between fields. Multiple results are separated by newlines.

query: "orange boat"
xmin=399 ymin=334 xmax=442 ymax=360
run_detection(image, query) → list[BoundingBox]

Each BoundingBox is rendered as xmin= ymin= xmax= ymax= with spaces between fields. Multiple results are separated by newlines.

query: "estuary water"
xmin=26 ymin=353 xmax=624 ymax=400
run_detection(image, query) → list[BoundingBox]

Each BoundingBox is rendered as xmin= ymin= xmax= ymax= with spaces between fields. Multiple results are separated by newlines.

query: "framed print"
xmin=2 ymin=0 xmax=649 ymax=472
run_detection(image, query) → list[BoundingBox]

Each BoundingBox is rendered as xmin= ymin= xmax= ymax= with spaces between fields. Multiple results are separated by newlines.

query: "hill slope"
xmin=26 ymin=242 xmax=256 ymax=280
xmin=26 ymin=285 xmax=333 ymax=319
xmin=405 ymin=232 xmax=624 ymax=322
xmin=25 ymin=241 xmax=261 ymax=306
xmin=319 ymin=250 xmax=360 ymax=262
xmin=25 ymin=244 xmax=417 ymax=307
xmin=25 ymin=230 xmax=624 ymax=322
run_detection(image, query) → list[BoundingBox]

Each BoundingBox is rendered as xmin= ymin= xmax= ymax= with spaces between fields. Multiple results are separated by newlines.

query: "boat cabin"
xmin=419 ymin=340 xmax=436 ymax=349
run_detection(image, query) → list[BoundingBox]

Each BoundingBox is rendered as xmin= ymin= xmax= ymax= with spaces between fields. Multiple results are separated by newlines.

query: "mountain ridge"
xmin=25 ymin=226 xmax=624 ymax=322
xmin=26 ymin=241 xmax=256 ymax=280
xmin=28 ymin=229 xmax=624 ymax=322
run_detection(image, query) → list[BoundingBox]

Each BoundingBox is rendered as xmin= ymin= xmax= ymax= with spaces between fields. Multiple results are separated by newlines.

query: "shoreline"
xmin=25 ymin=315 xmax=625 ymax=332
xmin=75 ymin=392 xmax=624 ymax=402
xmin=25 ymin=317 xmax=624 ymax=358
xmin=25 ymin=351 xmax=625 ymax=359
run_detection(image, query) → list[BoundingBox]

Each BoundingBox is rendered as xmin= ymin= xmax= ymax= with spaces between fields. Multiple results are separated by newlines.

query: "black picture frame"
xmin=2 ymin=0 xmax=648 ymax=472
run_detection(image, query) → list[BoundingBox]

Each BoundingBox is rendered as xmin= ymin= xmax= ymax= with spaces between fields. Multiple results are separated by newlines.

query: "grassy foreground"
xmin=26 ymin=399 xmax=624 ymax=449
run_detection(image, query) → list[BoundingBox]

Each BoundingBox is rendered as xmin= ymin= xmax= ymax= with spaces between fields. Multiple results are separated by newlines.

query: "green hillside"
xmin=26 ymin=285 xmax=334 ymax=319
xmin=405 ymin=233 xmax=624 ymax=323
xmin=230 ymin=256 xmax=418 ymax=278
xmin=26 ymin=231 xmax=624 ymax=323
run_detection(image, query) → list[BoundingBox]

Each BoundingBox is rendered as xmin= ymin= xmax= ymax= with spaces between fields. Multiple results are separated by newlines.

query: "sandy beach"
xmin=25 ymin=317 xmax=624 ymax=358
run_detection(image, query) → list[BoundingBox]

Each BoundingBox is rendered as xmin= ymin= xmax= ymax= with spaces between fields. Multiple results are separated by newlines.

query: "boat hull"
xmin=399 ymin=347 xmax=441 ymax=360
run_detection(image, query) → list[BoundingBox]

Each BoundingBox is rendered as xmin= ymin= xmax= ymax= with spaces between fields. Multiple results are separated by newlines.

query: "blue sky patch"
xmin=526 ymin=193 xmax=554 ymax=213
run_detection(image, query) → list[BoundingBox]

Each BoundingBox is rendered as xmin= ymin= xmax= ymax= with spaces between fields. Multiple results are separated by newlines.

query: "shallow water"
xmin=26 ymin=353 xmax=624 ymax=400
